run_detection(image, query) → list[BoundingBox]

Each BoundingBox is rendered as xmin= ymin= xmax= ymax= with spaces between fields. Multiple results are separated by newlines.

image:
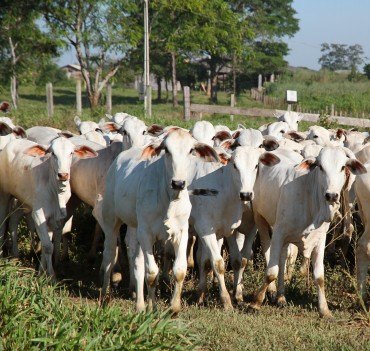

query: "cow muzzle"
xmin=171 ymin=180 xmax=185 ymax=190
xmin=240 ymin=192 xmax=253 ymax=201
xmin=58 ymin=173 xmax=69 ymax=181
xmin=325 ymin=192 xmax=339 ymax=203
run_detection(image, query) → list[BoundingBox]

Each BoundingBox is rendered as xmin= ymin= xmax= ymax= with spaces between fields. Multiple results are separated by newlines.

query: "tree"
xmin=364 ymin=63 xmax=370 ymax=79
xmin=319 ymin=43 xmax=365 ymax=71
xmin=43 ymin=0 xmax=141 ymax=108
xmin=0 ymin=0 xmax=59 ymax=109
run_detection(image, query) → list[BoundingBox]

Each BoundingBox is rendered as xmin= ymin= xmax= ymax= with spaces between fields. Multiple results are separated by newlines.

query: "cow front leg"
xmin=250 ymin=232 xmax=283 ymax=310
xmin=276 ymin=244 xmax=289 ymax=307
xmin=137 ymin=228 xmax=158 ymax=312
xmin=32 ymin=208 xmax=55 ymax=279
xmin=356 ymin=228 xmax=370 ymax=304
xmin=133 ymin=240 xmax=145 ymax=312
xmin=125 ymin=226 xmax=138 ymax=299
xmin=201 ymin=233 xmax=232 ymax=310
xmin=312 ymin=236 xmax=332 ymax=318
xmin=170 ymin=228 xmax=189 ymax=313
xmin=227 ymin=234 xmax=246 ymax=303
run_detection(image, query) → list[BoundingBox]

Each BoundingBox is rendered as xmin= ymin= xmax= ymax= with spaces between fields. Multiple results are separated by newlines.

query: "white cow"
xmin=93 ymin=129 xmax=220 ymax=312
xmin=250 ymin=147 xmax=366 ymax=317
xmin=307 ymin=126 xmax=344 ymax=147
xmin=354 ymin=144 xmax=370 ymax=303
xmin=0 ymin=137 xmax=97 ymax=276
xmin=190 ymin=121 xmax=216 ymax=146
xmin=277 ymin=111 xmax=302 ymax=131
xmin=188 ymin=145 xmax=280 ymax=308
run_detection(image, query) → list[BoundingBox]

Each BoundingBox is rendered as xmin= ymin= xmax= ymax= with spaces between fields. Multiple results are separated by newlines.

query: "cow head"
xmin=230 ymin=146 xmax=280 ymax=202
xmin=0 ymin=121 xmax=27 ymax=150
xmin=141 ymin=129 xmax=219 ymax=191
xmin=296 ymin=147 xmax=366 ymax=206
xmin=25 ymin=137 xmax=98 ymax=183
xmin=277 ymin=111 xmax=302 ymax=131
xmin=190 ymin=121 xmax=216 ymax=146
xmin=266 ymin=121 xmax=290 ymax=141
xmin=74 ymin=116 xmax=100 ymax=135
xmin=120 ymin=117 xmax=148 ymax=149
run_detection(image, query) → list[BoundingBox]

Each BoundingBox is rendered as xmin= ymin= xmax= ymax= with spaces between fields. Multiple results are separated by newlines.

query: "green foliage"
xmin=0 ymin=259 xmax=197 ymax=350
xmin=35 ymin=62 xmax=69 ymax=86
xmin=319 ymin=43 xmax=365 ymax=71
xmin=363 ymin=63 xmax=370 ymax=79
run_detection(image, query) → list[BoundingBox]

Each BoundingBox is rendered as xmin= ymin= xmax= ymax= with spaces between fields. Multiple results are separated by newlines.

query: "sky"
xmin=285 ymin=0 xmax=370 ymax=70
xmin=58 ymin=0 xmax=370 ymax=71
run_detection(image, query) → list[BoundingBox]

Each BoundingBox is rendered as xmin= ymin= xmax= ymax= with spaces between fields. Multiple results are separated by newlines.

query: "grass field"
xmin=0 ymin=84 xmax=369 ymax=350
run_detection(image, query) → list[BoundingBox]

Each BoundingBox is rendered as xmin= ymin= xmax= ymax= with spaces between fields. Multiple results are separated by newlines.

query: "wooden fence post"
xmin=106 ymin=83 xmax=112 ymax=115
xmin=46 ymin=82 xmax=54 ymax=118
xmin=270 ymin=73 xmax=275 ymax=83
xmin=257 ymin=74 xmax=263 ymax=92
xmin=76 ymin=79 xmax=82 ymax=115
xmin=230 ymin=94 xmax=235 ymax=122
xmin=183 ymin=86 xmax=190 ymax=121
xmin=331 ymin=104 xmax=335 ymax=116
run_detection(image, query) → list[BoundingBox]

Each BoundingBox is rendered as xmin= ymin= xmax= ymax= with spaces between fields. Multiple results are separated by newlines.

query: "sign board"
xmin=286 ymin=90 xmax=297 ymax=103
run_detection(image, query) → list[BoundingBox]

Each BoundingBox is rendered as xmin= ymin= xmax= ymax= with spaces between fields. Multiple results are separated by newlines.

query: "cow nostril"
xmin=58 ymin=173 xmax=69 ymax=181
xmin=171 ymin=180 xmax=185 ymax=190
xmin=325 ymin=192 xmax=338 ymax=202
xmin=240 ymin=192 xmax=253 ymax=201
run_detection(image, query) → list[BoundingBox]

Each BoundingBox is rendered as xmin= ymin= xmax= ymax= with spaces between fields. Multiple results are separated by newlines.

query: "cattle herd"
xmin=0 ymin=110 xmax=369 ymax=318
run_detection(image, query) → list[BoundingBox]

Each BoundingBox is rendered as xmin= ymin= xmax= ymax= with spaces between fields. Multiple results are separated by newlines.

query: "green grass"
xmin=0 ymin=83 xmax=369 ymax=350
xmin=265 ymin=69 xmax=370 ymax=116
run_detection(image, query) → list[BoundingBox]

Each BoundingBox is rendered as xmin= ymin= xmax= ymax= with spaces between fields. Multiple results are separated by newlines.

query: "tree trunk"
xmin=206 ymin=74 xmax=211 ymax=97
xmin=232 ymin=54 xmax=237 ymax=96
xmin=8 ymin=37 xmax=18 ymax=109
xmin=10 ymin=76 xmax=17 ymax=109
xmin=165 ymin=80 xmax=169 ymax=102
xmin=171 ymin=52 xmax=178 ymax=107
xmin=88 ymin=91 xmax=100 ymax=109
xmin=156 ymin=76 xmax=162 ymax=102
xmin=210 ymin=66 xmax=218 ymax=103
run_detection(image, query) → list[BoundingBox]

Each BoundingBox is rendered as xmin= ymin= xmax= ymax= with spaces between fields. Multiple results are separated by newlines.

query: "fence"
xmin=183 ymin=86 xmax=370 ymax=128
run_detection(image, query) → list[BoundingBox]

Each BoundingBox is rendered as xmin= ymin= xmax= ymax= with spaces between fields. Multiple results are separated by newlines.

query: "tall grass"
xmin=0 ymin=260 xmax=197 ymax=350
xmin=265 ymin=69 xmax=370 ymax=115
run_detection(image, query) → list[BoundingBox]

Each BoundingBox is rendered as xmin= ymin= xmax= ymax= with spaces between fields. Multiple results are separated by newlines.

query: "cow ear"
xmin=147 ymin=124 xmax=164 ymax=136
xmin=295 ymin=157 xmax=317 ymax=172
xmin=74 ymin=116 xmax=81 ymax=127
xmin=24 ymin=145 xmax=48 ymax=157
xmin=12 ymin=126 xmax=27 ymax=139
xmin=58 ymin=131 xmax=74 ymax=139
xmin=283 ymin=130 xmax=305 ymax=142
xmin=232 ymin=130 xmax=241 ymax=139
xmin=262 ymin=136 xmax=279 ymax=151
xmin=0 ymin=122 xmax=14 ymax=136
xmin=220 ymin=138 xmax=239 ymax=151
xmin=346 ymin=159 xmax=367 ymax=175
xmin=74 ymin=145 xmax=98 ymax=159
xmin=140 ymin=142 xmax=163 ymax=160
xmin=98 ymin=117 xmax=106 ymax=126
xmin=105 ymin=114 xmax=113 ymax=120
xmin=336 ymin=128 xmax=346 ymax=140
xmin=259 ymin=152 xmax=280 ymax=167
xmin=100 ymin=122 xmax=120 ymax=132
xmin=217 ymin=151 xmax=231 ymax=165
xmin=237 ymin=123 xmax=246 ymax=130
xmin=213 ymin=130 xmax=232 ymax=142
xmin=193 ymin=143 xmax=220 ymax=163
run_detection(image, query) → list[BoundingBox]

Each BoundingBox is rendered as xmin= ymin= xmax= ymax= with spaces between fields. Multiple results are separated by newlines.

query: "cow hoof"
xmin=247 ymin=303 xmax=261 ymax=313
xmin=267 ymin=291 xmax=277 ymax=304
xmin=320 ymin=310 xmax=334 ymax=320
xmin=276 ymin=295 xmax=287 ymax=308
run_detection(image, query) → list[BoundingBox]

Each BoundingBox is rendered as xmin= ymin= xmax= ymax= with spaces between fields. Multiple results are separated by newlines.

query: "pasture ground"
xmin=0 ymin=84 xmax=369 ymax=350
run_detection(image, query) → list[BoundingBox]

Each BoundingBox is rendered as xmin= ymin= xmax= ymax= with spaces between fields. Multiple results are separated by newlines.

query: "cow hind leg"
xmin=0 ymin=193 xmax=11 ymax=257
xmin=8 ymin=204 xmax=24 ymax=258
xmin=276 ymin=244 xmax=289 ymax=307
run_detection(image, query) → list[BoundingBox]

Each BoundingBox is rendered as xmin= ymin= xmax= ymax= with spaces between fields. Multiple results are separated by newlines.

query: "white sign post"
xmin=286 ymin=90 xmax=297 ymax=111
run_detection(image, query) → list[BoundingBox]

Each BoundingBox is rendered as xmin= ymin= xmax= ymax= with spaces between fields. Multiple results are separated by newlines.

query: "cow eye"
xmin=164 ymin=147 xmax=169 ymax=154
xmin=122 ymin=130 xmax=127 ymax=135
xmin=319 ymin=165 xmax=323 ymax=171
xmin=280 ymin=130 xmax=285 ymax=133
xmin=189 ymin=148 xmax=194 ymax=154
xmin=255 ymin=164 xmax=258 ymax=169
xmin=142 ymin=131 xmax=146 ymax=135
xmin=341 ymin=165 xmax=345 ymax=171
xmin=313 ymin=135 xmax=318 ymax=139
xmin=233 ymin=163 xmax=237 ymax=170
